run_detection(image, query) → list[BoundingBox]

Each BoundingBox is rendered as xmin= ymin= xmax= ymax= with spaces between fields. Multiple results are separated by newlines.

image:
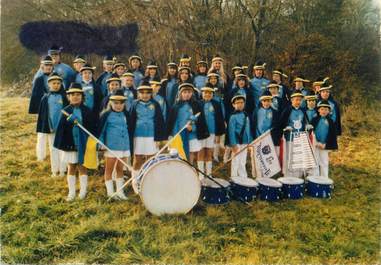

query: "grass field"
xmin=1 ymin=97 xmax=380 ymax=264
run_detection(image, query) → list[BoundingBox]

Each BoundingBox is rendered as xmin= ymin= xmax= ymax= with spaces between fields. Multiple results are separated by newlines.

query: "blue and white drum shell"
xmin=257 ymin=178 xmax=283 ymax=202
xmin=230 ymin=177 xmax=258 ymax=203
xmin=306 ymin=176 xmax=334 ymax=199
xmin=277 ymin=177 xmax=304 ymax=200
xmin=201 ymin=178 xmax=231 ymax=205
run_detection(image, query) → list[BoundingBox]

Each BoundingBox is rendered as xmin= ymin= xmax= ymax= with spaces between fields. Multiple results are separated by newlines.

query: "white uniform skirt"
xmin=62 ymin=151 xmax=78 ymax=164
xmin=134 ymin=137 xmax=158 ymax=155
xmin=189 ymin=138 xmax=202 ymax=152
xmin=200 ymin=134 xmax=215 ymax=149
xmin=105 ymin=150 xmax=131 ymax=158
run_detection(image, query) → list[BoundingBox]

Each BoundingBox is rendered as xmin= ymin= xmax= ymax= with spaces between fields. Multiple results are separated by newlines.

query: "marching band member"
xmin=129 ymin=83 xmax=167 ymax=193
xmin=54 ymin=83 xmax=96 ymax=201
xmin=317 ymin=82 xmax=342 ymax=136
xmin=267 ymin=81 xmax=286 ymax=113
xmin=150 ymin=77 xmax=167 ymax=121
xmin=167 ymin=83 xmax=209 ymax=164
xmin=310 ymin=100 xmax=338 ymax=178
xmin=197 ymin=85 xmax=225 ymax=179
xmin=72 ymin=55 xmax=86 ymax=83
xmin=226 ymin=74 xmax=255 ymax=118
xmin=292 ymin=75 xmax=310 ymax=109
xmin=143 ymin=60 xmax=160 ymax=83
xmin=36 ymin=72 xmax=68 ymax=177
xmin=312 ymin=77 xmax=329 ymax=94
xmin=305 ymin=89 xmax=318 ymax=122
xmin=113 ymin=61 xmax=127 ymax=78
xmin=98 ymin=89 xmax=132 ymax=200
xmin=128 ymin=54 xmax=144 ymax=88
xmin=208 ymin=55 xmax=230 ymax=92
xmin=272 ymin=68 xmax=290 ymax=102
xmin=230 ymin=63 xmax=244 ymax=90
xmin=29 ymin=55 xmax=54 ymax=114
xmin=100 ymin=73 xmax=122 ymax=111
xmin=121 ymin=71 xmax=137 ymax=112
xmin=250 ymin=60 xmax=270 ymax=108
xmin=79 ymin=63 xmax=103 ymax=118
xmin=227 ymin=94 xmax=252 ymax=179
xmin=193 ymin=59 xmax=208 ymax=90
xmin=96 ymin=55 xmax=115 ymax=97
xmin=159 ymin=62 xmax=179 ymax=107
xmin=276 ymin=90 xmax=312 ymax=178
xmin=179 ymin=54 xmax=195 ymax=80
xmin=48 ymin=45 xmax=76 ymax=89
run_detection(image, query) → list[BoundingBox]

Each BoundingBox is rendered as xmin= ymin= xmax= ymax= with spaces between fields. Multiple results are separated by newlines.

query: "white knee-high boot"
xmin=116 ymin=178 xmax=128 ymax=200
xmin=197 ymin=161 xmax=205 ymax=180
xmin=79 ymin=175 xmax=88 ymax=199
xmin=66 ymin=175 xmax=76 ymax=201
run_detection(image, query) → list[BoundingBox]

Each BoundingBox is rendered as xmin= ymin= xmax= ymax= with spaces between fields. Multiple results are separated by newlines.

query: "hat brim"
xmin=110 ymin=95 xmax=127 ymax=101
xmin=66 ymin=88 xmax=83 ymax=94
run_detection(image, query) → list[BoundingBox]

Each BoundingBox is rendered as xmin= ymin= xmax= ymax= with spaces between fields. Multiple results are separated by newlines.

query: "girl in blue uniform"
xmin=113 ymin=61 xmax=127 ymax=78
xmin=143 ymin=61 xmax=160 ymax=83
xmin=72 ymin=55 xmax=86 ymax=83
xmin=98 ymin=89 xmax=132 ymax=200
xmin=121 ymin=71 xmax=137 ymax=111
xmin=96 ymin=55 xmax=115 ymax=97
xmin=267 ymin=81 xmax=286 ymax=113
xmin=193 ymin=59 xmax=208 ymax=90
xmin=305 ymin=89 xmax=318 ymax=122
xmin=292 ymin=76 xmax=310 ymax=109
xmin=249 ymin=60 xmax=270 ymax=107
xmin=167 ymin=83 xmax=209 ymax=164
xmin=317 ymin=83 xmax=342 ymax=136
xmin=128 ymin=55 xmax=144 ymax=88
xmin=36 ymin=72 xmax=68 ymax=177
xmin=272 ymin=68 xmax=290 ymax=103
xmin=159 ymin=62 xmax=178 ymax=107
xmin=150 ymin=78 xmax=167 ymax=121
xmin=129 ymin=84 xmax=167 ymax=192
xmin=227 ymin=94 xmax=253 ymax=179
xmin=54 ymin=83 xmax=96 ymax=201
xmin=197 ymin=85 xmax=225 ymax=178
xmin=310 ymin=100 xmax=338 ymax=178
xmin=80 ymin=64 xmax=103 ymax=118
xmin=100 ymin=74 xmax=122 ymax=111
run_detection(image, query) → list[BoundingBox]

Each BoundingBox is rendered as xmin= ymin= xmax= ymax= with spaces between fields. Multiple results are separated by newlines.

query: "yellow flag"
xmin=83 ymin=137 xmax=98 ymax=169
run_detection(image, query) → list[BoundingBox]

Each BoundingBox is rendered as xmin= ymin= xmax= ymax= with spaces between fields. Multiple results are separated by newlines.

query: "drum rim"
xmin=139 ymin=159 xmax=201 ymax=215
xmin=257 ymin=177 xmax=282 ymax=188
xmin=306 ymin=176 xmax=333 ymax=185
xmin=201 ymin=177 xmax=230 ymax=188
xmin=231 ymin=177 xmax=258 ymax=187
xmin=278 ymin=177 xmax=304 ymax=185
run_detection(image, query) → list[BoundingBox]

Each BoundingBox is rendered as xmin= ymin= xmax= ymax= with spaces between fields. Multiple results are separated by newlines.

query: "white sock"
xmin=67 ymin=175 xmax=76 ymax=201
xmin=197 ymin=161 xmax=205 ymax=179
xmin=79 ymin=175 xmax=88 ymax=199
xmin=116 ymin=178 xmax=127 ymax=200
xmin=105 ymin=179 xmax=114 ymax=197
xmin=205 ymin=161 xmax=213 ymax=175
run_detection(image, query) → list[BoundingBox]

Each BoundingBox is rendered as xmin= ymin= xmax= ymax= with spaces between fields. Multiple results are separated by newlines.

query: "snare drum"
xmin=257 ymin=178 xmax=282 ymax=202
xmin=306 ymin=176 xmax=333 ymax=199
xmin=230 ymin=177 xmax=258 ymax=203
xmin=278 ymin=177 xmax=304 ymax=199
xmin=136 ymin=154 xmax=201 ymax=216
xmin=201 ymin=178 xmax=231 ymax=204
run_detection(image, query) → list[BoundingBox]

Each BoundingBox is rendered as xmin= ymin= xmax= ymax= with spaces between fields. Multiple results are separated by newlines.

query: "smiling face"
xmin=180 ymin=89 xmax=193 ymax=101
xmin=130 ymin=59 xmax=141 ymax=69
xmin=115 ymin=66 xmax=126 ymax=76
xmin=111 ymin=100 xmax=125 ymax=112
xmin=198 ymin=65 xmax=207 ymax=74
xmin=318 ymin=106 xmax=330 ymax=117
xmin=168 ymin=67 xmax=177 ymax=76
xmin=202 ymin=90 xmax=213 ymax=101
xmin=122 ymin=76 xmax=134 ymax=87
xmin=108 ymin=81 xmax=121 ymax=93
xmin=237 ymin=79 xmax=246 ymax=88
xmin=307 ymin=99 xmax=316 ymax=109
xmin=68 ymin=92 xmax=83 ymax=106
xmin=48 ymin=80 xmax=62 ymax=92
xmin=212 ymin=60 xmax=221 ymax=70
xmin=148 ymin=68 xmax=157 ymax=77
xmin=81 ymin=70 xmax=93 ymax=82
xmin=209 ymin=76 xmax=218 ymax=86
xmin=179 ymin=70 xmax=190 ymax=82
xmin=261 ymin=99 xmax=272 ymax=109
xmin=291 ymin=96 xmax=303 ymax=108
xmin=272 ymin=73 xmax=281 ymax=83
xmin=320 ymin=90 xmax=330 ymax=100
xmin=254 ymin=69 xmax=264 ymax=78
xmin=139 ymin=90 xmax=152 ymax=102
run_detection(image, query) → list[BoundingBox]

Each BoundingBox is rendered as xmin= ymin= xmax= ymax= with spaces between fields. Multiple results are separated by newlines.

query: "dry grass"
xmin=1 ymin=97 xmax=380 ymax=264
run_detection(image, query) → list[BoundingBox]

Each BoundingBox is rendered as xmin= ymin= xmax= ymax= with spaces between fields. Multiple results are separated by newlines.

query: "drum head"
xmin=257 ymin=177 xmax=282 ymax=188
xmin=231 ymin=177 xmax=258 ymax=187
xmin=278 ymin=177 xmax=304 ymax=185
xmin=140 ymin=159 xmax=201 ymax=216
xmin=307 ymin=176 xmax=333 ymax=185
xmin=201 ymin=178 xmax=230 ymax=188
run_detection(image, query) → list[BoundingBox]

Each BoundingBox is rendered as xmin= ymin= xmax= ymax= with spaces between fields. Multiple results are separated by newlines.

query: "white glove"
xmin=306 ymin=124 xmax=314 ymax=130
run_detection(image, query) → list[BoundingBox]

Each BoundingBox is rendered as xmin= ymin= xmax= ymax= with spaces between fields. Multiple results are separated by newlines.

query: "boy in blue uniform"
xmin=197 ymin=85 xmax=225 ymax=179
xmin=129 ymin=84 xmax=167 ymax=192
xmin=29 ymin=55 xmax=54 ymax=114
xmin=292 ymin=76 xmax=310 ymax=109
xmin=226 ymin=74 xmax=255 ymax=119
xmin=121 ymin=71 xmax=137 ymax=111
xmin=150 ymin=78 xmax=167 ymax=121
xmin=72 ymin=55 xmax=86 ymax=83
xmin=193 ymin=59 xmax=208 ymax=90
xmin=98 ymin=89 xmax=132 ymax=199
xmin=54 ymin=83 xmax=96 ymax=201
xmin=227 ymin=94 xmax=253 ymax=179
xmin=48 ymin=45 xmax=76 ymax=89
xmin=310 ymin=100 xmax=338 ymax=178
xmin=128 ymin=54 xmax=144 ymax=88
xmin=159 ymin=62 xmax=178 ymax=107
xmin=96 ymin=55 xmax=115 ymax=97
xmin=167 ymin=83 xmax=209 ymax=164
xmin=317 ymin=83 xmax=342 ymax=136
xmin=36 ymin=72 xmax=68 ymax=177
xmin=80 ymin=64 xmax=103 ymax=118
xmin=305 ymin=89 xmax=318 ymax=122
xmin=276 ymin=91 xmax=313 ymax=178
xmin=250 ymin=60 xmax=270 ymax=107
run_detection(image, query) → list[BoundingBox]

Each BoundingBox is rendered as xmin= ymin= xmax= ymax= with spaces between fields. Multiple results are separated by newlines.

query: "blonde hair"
xmin=208 ymin=62 xmax=227 ymax=88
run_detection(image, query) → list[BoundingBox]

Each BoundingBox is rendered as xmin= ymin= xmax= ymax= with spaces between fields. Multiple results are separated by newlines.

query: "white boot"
xmin=131 ymin=170 xmax=139 ymax=194
xmin=206 ymin=161 xmax=213 ymax=176
xmin=115 ymin=178 xmax=128 ymax=200
xmin=105 ymin=179 xmax=114 ymax=198
xmin=78 ymin=175 xmax=88 ymax=200
xmin=66 ymin=175 xmax=76 ymax=201
xmin=197 ymin=161 xmax=205 ymax=180
xmin=213 ymin=146 xmax=219 ymax=162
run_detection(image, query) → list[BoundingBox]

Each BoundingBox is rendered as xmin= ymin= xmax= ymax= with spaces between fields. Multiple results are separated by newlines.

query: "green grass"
xmin=1 ymin=97 xmax=380 ymax=264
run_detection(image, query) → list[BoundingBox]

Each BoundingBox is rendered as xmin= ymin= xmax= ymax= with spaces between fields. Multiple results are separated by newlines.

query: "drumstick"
xmin=154 ymin=112 xmax=201 ymax=159
xmin=211 ymin=129 xmax=272 ymax=175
